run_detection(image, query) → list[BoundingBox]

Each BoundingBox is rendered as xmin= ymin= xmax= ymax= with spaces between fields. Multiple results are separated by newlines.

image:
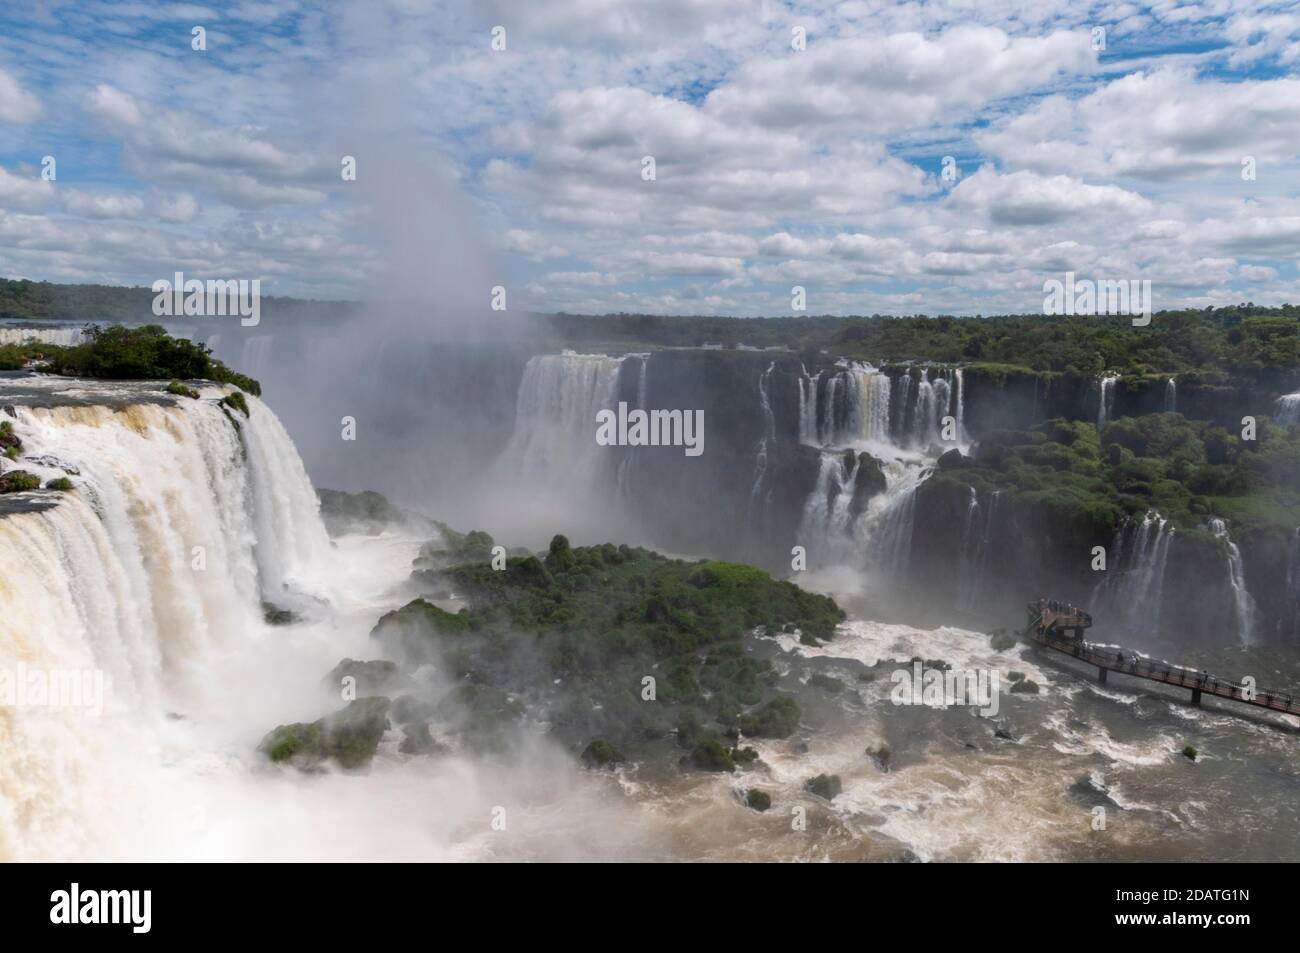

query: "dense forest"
xmin=3 ymin=278 xmax=1297 ymax=388
xmin=0 ymin=278 xmax=351 ymax=325
xmin=547 ymin=308 xmax=1300 ymax=384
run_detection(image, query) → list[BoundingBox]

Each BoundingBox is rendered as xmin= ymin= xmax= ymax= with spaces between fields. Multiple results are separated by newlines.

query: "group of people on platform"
xmin=1036 ymin=598 xmax=1092 ymax=627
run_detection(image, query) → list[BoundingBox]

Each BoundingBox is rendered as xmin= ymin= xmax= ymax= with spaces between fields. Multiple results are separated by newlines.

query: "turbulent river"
xmin=2 ymin=370 xmax=1299 ymax=862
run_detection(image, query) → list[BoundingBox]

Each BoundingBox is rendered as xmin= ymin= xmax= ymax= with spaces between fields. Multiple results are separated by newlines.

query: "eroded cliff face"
xmin=907 ymin=473 xmax=1294 ymax=645
xmin=958 ymin=366 xmax=1293 ymax=435
xmin=182 ymin=332 xmax=1298 ymax=646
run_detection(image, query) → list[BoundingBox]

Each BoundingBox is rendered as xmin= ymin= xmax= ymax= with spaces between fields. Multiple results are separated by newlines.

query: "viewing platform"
xmin=1025 ymin=600 xmax=1300 ymax=718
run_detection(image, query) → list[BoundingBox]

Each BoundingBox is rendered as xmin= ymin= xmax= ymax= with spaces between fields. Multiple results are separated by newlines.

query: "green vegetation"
xmin=43 ymin=325 xmax=261 ymax=395
xmin=0 ymin=338 xmax=58 ymax=370
xmin=745 ymin=788 xmax=772 ymax=811
xmin=259 ymin=697 xmax=391 ymax=769
xmin=361 ymin=534 xmax=840 ymax=768
xmin=1182 ymin=744 xmax=1198 ymax=761
xmin=580 ymin=738 xmax=625 ymax=768
xmin=933 ymin=412 xmax=1300 ymax=534
xmin=316 ymin=487 xmax=411 ymax=536
xmin=412 ymin=524 xmax=497 ymax=570
xmin=45 ymin=477 xmax=73 ymax=491
xmin=0 ymin=470 xmax=41 ymax=493
xmin=545 ymin=306 xmax=1300 ymax=383
xmin=0 ymin=277 xmax=351 ymax=325
xmin=805 ymin=773 xmax=842 ymax=800
xmin=166 ymin=379 xmax=200 ymax=399
xmin=219 ymin=390 xmax=250 ymax=416
xmin=807 ymin=672 xmax=843 ymax=692
xmin=989 ymin=629 xmax=1017 ymax=652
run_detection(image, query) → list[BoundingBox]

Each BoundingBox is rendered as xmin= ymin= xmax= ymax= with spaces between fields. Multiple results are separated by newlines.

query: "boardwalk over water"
xmin=1026 ymin=602 xmax=1300 ymax=718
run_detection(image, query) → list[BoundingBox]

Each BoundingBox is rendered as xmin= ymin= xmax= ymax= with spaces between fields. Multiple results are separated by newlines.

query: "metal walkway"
xmin=1026 ymin=602 xmax=1300 ymax=717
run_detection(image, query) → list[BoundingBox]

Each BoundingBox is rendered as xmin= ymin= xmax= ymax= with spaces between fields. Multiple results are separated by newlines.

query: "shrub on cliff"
xmin=259 ymin=697 xmax=391 ymax=769
xmin=220 ymin=390 xmax=249 ymax=417
xmin=0 ymin=470 xmax=40 ymax=493
xmin=44 ymin=324 xmax=262 ymax=395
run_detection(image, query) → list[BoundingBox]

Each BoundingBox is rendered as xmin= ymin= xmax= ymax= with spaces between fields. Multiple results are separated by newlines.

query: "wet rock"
xmin=805 ymin=773 xmax=842 ymax=800
xmin=262 ymin=602 xmax=299 ymax=626
xmin=326 ymin=658 xmax=411 ymax=697
xmin=581 ymin=738 xmax=625 ymax=768
xmin=260 ymin=697 xmax=392 ymax=770
xmin=866 ymin=744 xmax=891 ymax=771
xmin=399 ymin=721 xmax=443 ymax=755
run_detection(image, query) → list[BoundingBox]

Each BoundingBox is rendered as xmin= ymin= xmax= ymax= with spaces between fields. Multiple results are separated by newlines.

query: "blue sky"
xmin=0 ymin=0 xmax=1298 ymax=316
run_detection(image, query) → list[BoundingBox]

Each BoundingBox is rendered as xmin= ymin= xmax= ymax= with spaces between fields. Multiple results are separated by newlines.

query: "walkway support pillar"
xmin=1097 ymin=667 xmax=1108 ymax=685
xmin=1190 ymin=688 xmax=1201 ymax=706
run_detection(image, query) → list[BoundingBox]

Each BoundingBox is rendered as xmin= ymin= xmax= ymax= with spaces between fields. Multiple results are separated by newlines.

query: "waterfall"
xmin=500 ymin=351 xmax=624 ymax=490
xmin=840 ymin=364 xmax=891 ymax=444
xmin=1164 ymin=378 xmax=1177 ymax=413
xmin=750 ymin=362 xmax=777 ymax=502
xmin=798 ymin=365 xmax=818 ymax=445
xmin=799 ymin=362 xmax=891 ymax=448
xmin=866 ymin=469 xmax=920 ymax=577
xmin=1276 ymin=391 xmax=1300 ymax=426
xmin=1286 ymin=527 xmax=1300 ymax=634
xmin=797 ymin=451 xmax=861 ymax=558
xmin=1208 ymin=517 xmax=1258 ymax=644
xmin=0 ymin=384 xmax=336 ymax=858
xmin=908 ymin=370 xmax=936 ymax=446
xmin=958 ymin=488 xmax=1001 ymax=608
xmin=889 ymin=366 xmax=961 ymax=448
xmin=0 ymin=326 xmax=86 ymax=347
xmin=1092 ymin=512 xmax=1173 ymax=633
xmin=1097 ymin=374 xmax=1118 ymax=430
xmin=616 ymin=355 xmax=650 ymax=499
xmin=635 ymin=355 xmax=648 ymax=409
xmin=239 ymin=334 xmax=275 ymax=383
xmin=953 ymin=368 xmax=966 ymax=442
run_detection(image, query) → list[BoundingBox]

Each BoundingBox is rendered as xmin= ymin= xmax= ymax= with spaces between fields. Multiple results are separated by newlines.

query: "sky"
xmin=0 ymin=0 xmax=1298 ymax=316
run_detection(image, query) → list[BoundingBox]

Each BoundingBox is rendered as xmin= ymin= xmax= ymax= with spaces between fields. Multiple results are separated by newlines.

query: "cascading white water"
xmin=798 ymin=365 xmax=817 ymax=445
xmin=750 ymin=361 xmax=776 ymax=502
xmin=0 ymin=384 xmax=337 ymax=859
xmin=957 ymin=488 xmax=1002 ymax=609
xmin=0 ymin=326 xmax=86 ymax=347
xmin=616 ymin=354 xmax=650 ymax=499
xmin=908 ymin=370 xmax=936 ymax=446
xmin=799 ymin=362 xmax=891 ymax=448
xmin=500 ymin=351 xmax=624 ymax=490
xmin=239 ymin=335 xmax=275 ymax=383
xmin=1276 ymin=391 xmax=1300 ymax=426
xmin=841 ymin=364 xmax=892 ymax=444
xmin=953 ymin=368 xmax=965 ymax=442
xmin=1208 ymin=517 xmax=1258 ymax=644
xmin=890 ymin=366 xmax=962 ymax=448
xmin=797 ymin=451 xmax=860 ymax=561
xmin=794 ymin=361 xmax=945 ymax=580
xmin=1093 ymin=512 xmax=1173 ymax=633
xmin=866 ymin=466 xmax=920 ymax=577
xmin=1165 ymin=378 xmax=1177 ymax=413
xmin=1097 ymin=374 xmax=1118 ymax=430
